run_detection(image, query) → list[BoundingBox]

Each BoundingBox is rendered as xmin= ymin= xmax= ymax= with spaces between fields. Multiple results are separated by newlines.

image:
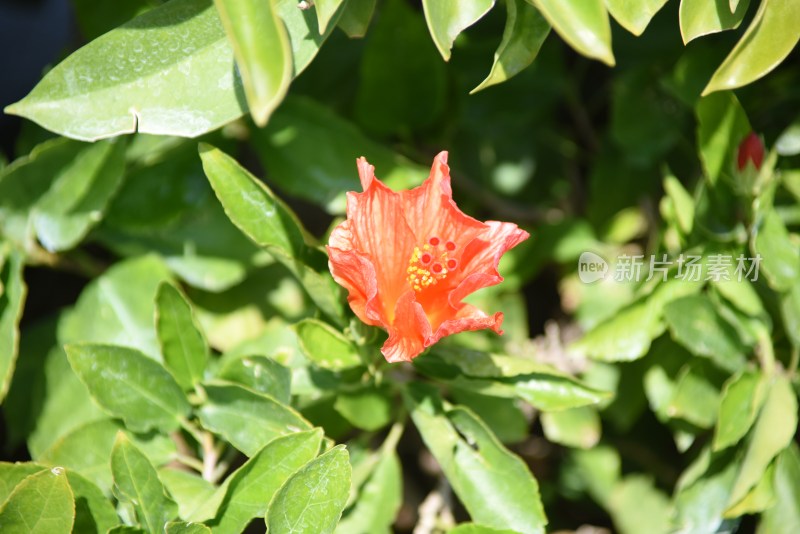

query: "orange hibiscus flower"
xmin=327 ymin=152 xmax=530 ymax=362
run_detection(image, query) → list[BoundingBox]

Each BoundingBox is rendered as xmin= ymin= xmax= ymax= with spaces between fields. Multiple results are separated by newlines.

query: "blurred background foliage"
xmin=1 ymin=0 xmax=799 ymax=533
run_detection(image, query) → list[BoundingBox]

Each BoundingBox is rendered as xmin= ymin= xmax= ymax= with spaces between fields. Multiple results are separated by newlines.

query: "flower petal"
xmin=449 ymin=221 xmax=530 ymax=306
xmin=429 ymin=304 xmax=504 ymax=346
xmin=327 ymin=244 xmax=383 ymax=326
xmin=401 ymin=151 xmax=485 ymax=243
xmin=381 ymin=290 xmax=431 ymax=362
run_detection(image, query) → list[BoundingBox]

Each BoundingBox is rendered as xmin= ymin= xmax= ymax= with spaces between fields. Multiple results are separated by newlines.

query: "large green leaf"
xmin=166 ymin=522 xmax=212 ymax=534
xmin=752 ymin=209 xmax=800 ymax=291
xmin=252 ymin=96 xmax=427 ymax=214
xmin=673 ymin=448 xmax=740 ymax=534
xmin=605 ymin=0 xmax=668 ymax=36
xmin=727 ymin=374 xmax=798 ymax=507
xmin=703 ymin=0 xmax=800 ymax=94
xmin=528 ymin=0 xmax=614 ymax=65
xmin=472 ymin=0 xmax=550 ymax=93
xmin=265 ymin=446 xmax=351 ymax=534
xmin=422 ymin=0 xmax=495 ymax=61
xmin=155 ymin=282 xmax=209 ymax=390
xmin=197 ymin=382 xmax=312 ymax=456
xmin=213 ymin=0 xmax=291 ymax=125
xmin=695 ymin=92 xmax=750 ymax=185
xmin=218 ymin=355 xmax=291 ymax=403
xmin=294 ymin=318 xmax=361 ymax=370
xmin=0 ymin=247 xmax=26 ymax=403
xmin=159 ymin=470 xmax=217 ymax=521
xmin=540 ymin=406 xmax=601 ymax=449
xmin=337 ymin=0 xmax=376 ymax=38
xmin=59 ymin=255 xmax=173 ymax=360
xmin=32 ymin=138 xmax=126 ymax=252
xmin=759 ymin=444 xmax=800 ymax=533
xmin=208 ymin=429 xmax=323 ymax=534
xmin=679 ymin=0 xmax=750 ymax=43
xmin=6 ymin=0 xmax=336 ymax=141
xmin=0 ymin=468 xmax=75 ymax=534
xmin=713 ymin=369 xmax=766 ymax=451
xmin=406 ymin=384 xmax=546 ymax=534
xmin=111 ymin=434 xmax=178 ymax=532
xmin=314 ymin=0 xmax=346 ymax=34
xmin=199 ymin=144 xmax=344 ymax=323
xmin=415 ymin=349 xmax=607 ymax=411
xmin=65 ymin=344 xmax=191 ymax=433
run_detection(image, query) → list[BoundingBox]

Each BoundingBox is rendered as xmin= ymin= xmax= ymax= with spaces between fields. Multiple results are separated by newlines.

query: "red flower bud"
xmin=737 ymin=132 xmax=764 ymax=171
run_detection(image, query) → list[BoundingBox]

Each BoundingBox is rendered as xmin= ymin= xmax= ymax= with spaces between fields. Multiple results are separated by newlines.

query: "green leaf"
xmin=406 ymin=383 xmax=546 ymax=534
xmin=449 ymin=525 xmax=519 ymax=534
xmin=673 ymin=447 xmax=739 ymax=534
xmin=541 ymin=406 xmax=601 ymax=449
xmin=0 ymin=464 xmax=46 ymax=504
xmin=415 ymin=349 xmax=608 ymax=411
xmin=422 ymin=0 xmax=495 ymax=61
xmin=472 ymin=0 xmax=550 ymax=93
xmin=39 ymin=419 xmax=176 ymax=494
xmin=679 ymin=0 xmax=750 ymax=43
xmin=314 ymin=0 xmax=346 ymax=34
xmin=528 ymin=0 xmax=614 ymax=65
xmin=607 ymin=476 xmax=672 ymax=534
xmin=781 ymin=281 xmax=800 ymax=348
xmin=265 ymin=446 xmax=351 ymax=534
xmin=725 ymin=460 xmax=776 ymax=516
xmin=695 ymin=92 xmax=750 ymax=185
xmin=111 ymin=434 xmax=178 ymax=533
xmin=32 ymin=138 xmax=126 ymax=252
xmin=666 ymin=362 xmax=722 ymax=428
xmin=776 ymin=119 xmax=800 ymax=156
xmin=165 ymin=522 xmax=212 ymax=533
xmin=0 ymin=247 xmax=26 ymax=403
xmin=277 ymin=0 xmax=339 ymax=74
xmin=208 ymin=429 xmax=323 ymax=534
xmin=155 ymin=282 xmax=209 ymax=390
xmin=663 ymin=175 xmax=695 ymax=235
xmin=605 ymin=0 xmax=668 ymax=36
xmin=294 ymin=319 xmax=361 ymax=370
xmin=199 ymin=144 xmax=344 ymax=323
xmin=197 ymin=382 xmax=312 ymax=456
xmin=64 ymin=469 xmax=121 ymax=533
xmin=65 ymin=344 xmax=191 ymax=433
xmin=5 ymin=0 xmax=245 ymax=141
xmin=333 ymin=385 xmax=393 ymax=431
xmin=703 ymin=0 xmax=800 ymax=94
xmin=218 ymin=355 xmax=291 ymax=404
xmin=713 ymin=369 xmax=767 ymax=451
xmin=252 ymin=96 xmax=427 ymax=214
xmin=336 ymin=443 xmax=402 ymax=534
xmin=752 ymin=209 xmax=800 ymax=291
xmin=337 ymin=0 xmax=376 ymax=38
xmin=213 ymin=0 xmax=291 ymax=125
xmin=0 ymin=468 xmax=75 ymax=534
xmin=159 ymin=470 xmax=217 ymax=521
xmin=663 ymin=294 xmax=746 ymax=372
xmin=759 ymin=444 xmax=800 ymax=533
xmin=60 ymin=255 xmax=173 ymax=360
xmin=450 ymin=389 xmax=528 ymax=444
xmin=727 ymin=374 xmax=798 ymax=507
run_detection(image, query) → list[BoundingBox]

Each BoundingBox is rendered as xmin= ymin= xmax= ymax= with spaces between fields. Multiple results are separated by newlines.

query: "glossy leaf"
xmin=727 ymin=375 xmax=798 ymax=507
xmin=199 ymin=144 xmax=344 ymax=323
xmin=0 ymin=468 xmax=75 ymax=534
xmin=166 ymin=522 xmax=212 ymax=534
xmin=334 ymin=386 xmax=393 ymax=432
xmin=415 ymin=349 xmax=608 ymax=411
xmin=155 ymin=282 xmax=209 ymax=390
xmin=663 ymin=295 xmax=746 ymax=372
xmin=541 ymin=406 xmax=601 ymax=449
xmin=159 ymin=470 xmax=217 ymax=521
xmin=696 ymin=92 xmax=750 ymax=184
xmin=528 ymin=0 xmax=614 ymax=65
xmin=65 ymin=344 xmax=191 ymax=433
xmin=111 ymin=434 xmax=178 ymax=533
xmin=314 ymin=0 xmax=346 ymax=34
xmin=337 ymin=0 xmax=376 ymax=38
xmin=265 ymin=446 xmax=351 ymax=534
xmin=406 ymin=383 xmax=546 ymax=534
xmin=218 ymin=355 xmax=291 ymax=404
xmin=60 ymin=255 xmax=173 ymax=360
xmin=713 ymin=369 xmax=766 ymax=451
xmin=422 ymin=0 xmax=495 ymax=61
xmin=472 ymin=0 xmax=550 ymax=93
xmin=679 ymin=0 xmax=750 ymax=43
xmin=752 ymin=209 xmax=800 ymax=291
xmin=294 ymin=318 xmax=361 ymax=370
xmin=0 ymin=247 xmax=25 ymax=403
xmin=213 ymin=0 xmax=291 ymax=125
xmin=703 ymin=0 xmax=800 ymax=94
xmin=197 ymin=382 xmax=311 ymax=456
xmin=605 ymin=0 xmax=668 ymax=36
xmin=208 ymin=429 xmax=322 ymax=534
